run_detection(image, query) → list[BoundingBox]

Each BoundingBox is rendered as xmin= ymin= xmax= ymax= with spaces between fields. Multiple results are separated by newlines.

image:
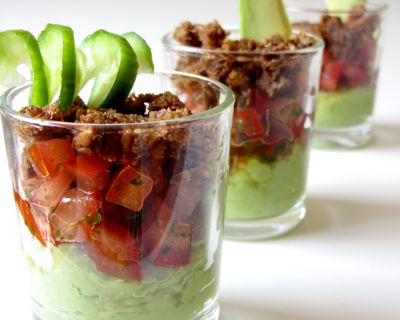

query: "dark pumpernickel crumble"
xmin=293 ymin=4 xmax=380 ymax=62
xmin=17 ymin=91 xmax=216 ymax=168
xmin=172 ymin=20 xmax=317 ymax=105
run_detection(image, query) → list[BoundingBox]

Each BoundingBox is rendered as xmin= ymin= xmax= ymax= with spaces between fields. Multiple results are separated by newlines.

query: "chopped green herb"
xmin=85 ymin=215 xmax=93 ymax=225
xmin=290 ymin=108 xmax=303 ymax=117
xmin=130 ymin=178 xmax=143 ymax=186
xmin=94 ymin=211 xmax=102 ymax=224
xmin=85 ymin=211 xmax=102 ymax=226
xmin=275 ymin=143 xmax=287 ymax=155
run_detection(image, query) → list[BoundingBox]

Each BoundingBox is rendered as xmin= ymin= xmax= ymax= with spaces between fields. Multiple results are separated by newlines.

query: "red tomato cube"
xmin=28 ymin=139 xmax=76 ymax=177
xmin=343 ymin=63 xmax=370 ymax=88
xmin=29 ymin=171 xmax=74 ymax=216
xmin=49 ymin=189 xmax=101 ymax=243
xmin=143 ymin=197 xmax=173 ymax=224
xmin=65 ymin=154 xmax=111 ymax=191
xmin=320 ymin=61 xmax=344 ymax=92
xmin=106 ymin=166 xmax=153 ymax=212
xmin=14 ymin=191 xmax=52 ymax=247
xmin=151 ymin=221 xmax=191 ymax=267
xmin=231 ymin=108 xmax=266 ymax=146
xmin=91 ymin=245 xmax=142 ymax=281
xmin=251 ymin=88 xmax=270 ymax=119
xmin=264 ymin=116 xmax=294 ymax=145
xmin=90 ymin=221 xmax=141 ymax=265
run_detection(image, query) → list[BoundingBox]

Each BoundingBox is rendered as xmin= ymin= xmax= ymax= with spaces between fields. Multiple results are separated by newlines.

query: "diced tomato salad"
xmin=229 ymin=87 xmax=308 ymax=165
xmin=229 ymin=41 xmax=375 ymax=170
xmin=15 ymin=138 xmax=200 ymax=281
xmin=231 ymin=107 xmax=266 ymax=147
xmin=320 ymin=50 xmax=373 ymax=92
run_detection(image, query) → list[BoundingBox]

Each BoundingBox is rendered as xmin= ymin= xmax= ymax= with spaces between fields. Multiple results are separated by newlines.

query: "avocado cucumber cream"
xmin=315 ymin=86 xmax=375 ymax=128
xmin=226 ymin=145 xmax=308 ymax=220
xmin=26 ymin=243 xmax=218 ymax=320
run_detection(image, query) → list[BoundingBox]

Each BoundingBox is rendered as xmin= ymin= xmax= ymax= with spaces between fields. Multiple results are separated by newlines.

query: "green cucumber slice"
xmin=75 ymin=48 xmax=88 ymax=97
xmin=0 ymin=30 xmax=48 ymax=106
xmin=38 ymin=24 xmax=77 ymax=109
xmin=325 ymin=0 xmax=365 ymax=21
xmin=326 ymin=0 xmax=365 ymax=11
xmin=78 ymin=30 xmax=138 ymax=108
xmin=239 ymin=0 xmax=292 ymax=41
xmin=122 ymin=32 xmax=154 ymax=73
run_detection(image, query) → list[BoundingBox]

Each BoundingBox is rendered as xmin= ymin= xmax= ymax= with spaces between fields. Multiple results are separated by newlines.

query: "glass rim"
xmin=0 ymin=71 xmax=235 ymax=129
xmin=162 ymin=28 xmax=324 ymax=56
xmin=286 ymin=0 xmax=387 ymax=15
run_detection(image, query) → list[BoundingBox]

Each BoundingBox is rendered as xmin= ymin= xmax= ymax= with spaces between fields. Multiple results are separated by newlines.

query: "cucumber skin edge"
xmin=59 ymin=27 xmax=77 ymax=109
xmin=122 ymin=32 xmax=154 ymax=73
xmin=99 ymin=36 xmax=138 ymax=108
xmin=37 ymin=24 xmax=77 ymax=110
xmin=10 ymin=30 xmax=49 ymax=107
xmin=81 ymin=30 xmax=139 ymax=109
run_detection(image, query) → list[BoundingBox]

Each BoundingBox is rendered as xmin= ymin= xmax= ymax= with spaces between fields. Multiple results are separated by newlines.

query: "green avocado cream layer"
xmin=226 ymin=145 xmax=308 ymax=220
xmin=314 ymin=86 xmax=375 ymax=128
xmin=26 ymin=243 xmax=218 ymax=320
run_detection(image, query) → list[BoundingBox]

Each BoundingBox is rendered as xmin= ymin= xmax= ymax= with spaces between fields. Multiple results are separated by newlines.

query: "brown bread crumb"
xmin=173 ymin=21 xmax=201 ymax=47
xmin=173 ymin=20 xmax=316 ymax=100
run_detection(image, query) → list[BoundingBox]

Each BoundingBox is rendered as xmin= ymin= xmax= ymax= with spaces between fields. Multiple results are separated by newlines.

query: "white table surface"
xmin=0 ymin=1 xmax=399 ymax=319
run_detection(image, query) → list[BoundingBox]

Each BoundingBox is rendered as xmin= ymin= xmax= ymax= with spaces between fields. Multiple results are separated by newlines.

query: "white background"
xmin=1 ymin=0 xmax=399 ymax=319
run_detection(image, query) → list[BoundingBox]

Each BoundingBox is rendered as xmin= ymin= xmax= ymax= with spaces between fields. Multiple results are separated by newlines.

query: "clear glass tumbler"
xmin=163 ymin=30 xmax=324 ymax=240
xmin=0 ymin=72 xmax=234 ymax=320
xmin=286 ymin=0 xmax=387 ymax=148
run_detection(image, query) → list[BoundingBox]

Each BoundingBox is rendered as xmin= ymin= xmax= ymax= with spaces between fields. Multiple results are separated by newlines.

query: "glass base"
xmin=312 ymin=123 xmax=372 ymax=149
xmin=33 ymin=301 xmax=219 ymax=320
xmin=224 ymin=200 xmax=306 ymax=241
xmin=196 ymin=300 xmax=220 ymax=320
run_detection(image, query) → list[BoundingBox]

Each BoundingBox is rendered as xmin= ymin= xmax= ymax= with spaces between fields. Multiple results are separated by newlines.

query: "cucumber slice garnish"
xmin=122 ymin=32 xmax=154 ymax=73
xmin=325 ymin=0 xmax=365 ymax=21
xmin=0 ymin=30 xmax=48 ymax=106
xmin=38 ymin=24 xmax=77 ymax=109
xmin=239 ymin=0 xmax=292 ymax=41
xmin=78 ymin=30 xmax=138 ymax=108
xmin=326 ymin=0 xmax=365 ymax=11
